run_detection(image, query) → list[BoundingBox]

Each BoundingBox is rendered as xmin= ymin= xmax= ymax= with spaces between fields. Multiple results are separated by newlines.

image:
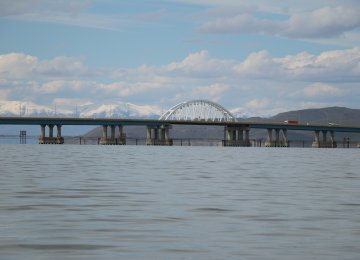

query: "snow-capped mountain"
xmin=80 ymin=103 xmax=161 ymax=118
xmin=0 ymin=101 xmax=70 ymax=117
xmin=0 ymin=101 xmax=162 ymax=118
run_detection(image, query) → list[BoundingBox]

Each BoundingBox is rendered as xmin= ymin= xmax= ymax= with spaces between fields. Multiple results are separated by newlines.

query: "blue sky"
xmin=0 ymin=0 xmax=359 ymax=116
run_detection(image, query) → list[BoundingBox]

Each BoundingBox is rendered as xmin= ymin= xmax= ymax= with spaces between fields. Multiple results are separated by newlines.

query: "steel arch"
xmin=159 ymin=99 xmax=236 ymax=122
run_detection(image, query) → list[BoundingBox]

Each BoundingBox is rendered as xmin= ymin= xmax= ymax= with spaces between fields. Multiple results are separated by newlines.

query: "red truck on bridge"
xmin=284 ymin=120 xmax=298 ymax=124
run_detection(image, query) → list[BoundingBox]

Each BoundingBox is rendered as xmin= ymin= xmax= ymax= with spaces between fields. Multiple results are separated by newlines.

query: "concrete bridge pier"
xmin=100 ymin=125 xmax=126 ymax=145
xmin=322 ymin=130 xmax=327 ymax=147
xmin=265 ymin=129 xmax=273 ymax=147
xmin=281 ymin=129 xmax=289 ymax=147
xmin=223 ymin=126 xmax=250 ymax=146
xmin=56 ymin=125 xmax=64 ymax=144
xmin=245 ymin=129 xmax=250 ymax=146
xmin=146 ymin=125 xmax=173 ymax=145
xmin=312 ymin=130 xmax=320 ymax=148
xmin=312 ymin=130 xmax=337 ymax=148
xmin=117 ymin=125 xmax=126 ymax=145
xmin=38 ymin=124 xmax=64 ymax=144
xmin=238 ymin=128 xmax=244 ymax=144
xmin=99 ymin=125 xmax=108 ymax=145
xmin=265 ymin=128 xmax=289 ymax=147
xmin=110 ymin=125 xmax=116 ymax=143
xmin=329 ymin=131 xmax=337 ymax=148
xmin=39 ymin=124 xmax=46 ymax=144
xmin=161 ymin=125 xmax=173 ymax=145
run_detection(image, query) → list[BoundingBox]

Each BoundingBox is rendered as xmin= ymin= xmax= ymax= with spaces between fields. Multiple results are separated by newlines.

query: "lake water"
xmin=1 ymin=145 xmax=360 ymax=260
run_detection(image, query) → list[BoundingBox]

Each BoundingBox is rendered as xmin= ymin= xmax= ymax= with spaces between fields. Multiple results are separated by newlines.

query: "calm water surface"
xmin=0 ymin=145 xmax=360 ymax=260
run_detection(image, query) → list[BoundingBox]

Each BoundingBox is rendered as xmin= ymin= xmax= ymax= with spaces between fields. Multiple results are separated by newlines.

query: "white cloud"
xmin=99 ymin=81 xmax=163 ymax=97
xmin=0 ymin=0 xmax=90 ymax=16
xmin=0 ymin=53 xmax=91 ymax=80
xmin=303 ymin=30 xmax=360 ymax=48
xmin=234 ymin=50 xmax=280 ymax=78
xmin=234 ymin=47 xmax=360 ymax=82
xmin=303 ymin=83 xmax=342 ymax=97
xmin=165 ymin=50 xmax=236 ymax=78
xmin=32 ymin=80 xmax=64 ymax=94
xmin=0 ymin=53 xmax=38 ymax=78
xmin=191 ymin=83 xmax=229 ymax=101
xmin=26 ymin=48 xmax=356 ymax=88
xmin=1 ymin=48 xmax=359 ymax=116
xmin=245 ymin=98 xmax=270 ymax=110
xmin=36 ymin=56 xmax=90 ymax=77
xmin=284 ymin=6 xmax=360 ymax=38
xmin=199 ymin=6 xmax=360 ymax=39
xmin=30 ymin=80 xmax=94 ymax=95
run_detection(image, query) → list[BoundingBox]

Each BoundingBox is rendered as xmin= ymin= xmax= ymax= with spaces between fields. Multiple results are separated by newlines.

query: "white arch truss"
xmin=159 ymin=99 xmax=237 ymax=122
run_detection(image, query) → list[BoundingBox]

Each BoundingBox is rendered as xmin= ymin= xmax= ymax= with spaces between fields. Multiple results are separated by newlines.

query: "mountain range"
xmin=0 ymin=101 xmax=161 ymax=118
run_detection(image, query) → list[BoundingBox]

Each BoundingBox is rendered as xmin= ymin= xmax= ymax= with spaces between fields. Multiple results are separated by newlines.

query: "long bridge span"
xmin=1 ymin=117 xmax=360 ymax=147
xmin=1 ymin=100 xmax=360 ymax=147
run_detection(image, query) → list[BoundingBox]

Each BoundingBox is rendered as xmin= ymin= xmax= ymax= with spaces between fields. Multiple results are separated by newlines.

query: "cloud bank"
xmin=0 ymin=47 xmax=359 ymax=116
xmin=200 ymin=6 xmax=360 ymax=39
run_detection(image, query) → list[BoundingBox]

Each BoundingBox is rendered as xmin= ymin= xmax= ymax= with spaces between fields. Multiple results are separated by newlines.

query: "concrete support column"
xmin=238 ymin=129 xmax=244 ymax=142
xmin=267 ymin=129 xmax=273 ymax=142
xmin=110 ymin=125 xmax=116 ymax=141
xmin=312 ymin=131 xmax=320 ymax=148
xmin=118 ymin=125 xmax=123 ymax=137
xmin=166 ymin=125 xmax=173 ymax=146
xmin=265 ymin=128 xmax=273 ymax=147
xmin=275 ymin=129 xmax=280 ymax=146
xmin=160 ymin=125 xmax=172 ymax=146
xmin=245 ymin=129 xmax=250 ymax=146
xmin=315 ymin=131 xmax=320 ymax=143
xmin=99 ymin=125 xmax=108 ymax=145
xmin=117 ymin=125 xmax=126 ymax=145
xmin=160 ymin=128 xmax=166 ymax=144
xmin=224 ymin=126 xmax=237 ymax=146
xmin=329 ymin=131 xmax=337 ymax=148
xmin=146 ymin=126 xmax=152 ymax=145
xmin=322 ymin=131 xmax=327 ymax=147
xmin=226 ymin=128 xmax=232 ymax=142
xmin=49 ymin=125 xmax=54 ymax=138
xmin=232 ymin=129 xmax=237 ymax=141
xmin=282 ymin=129 xmax=288 ymax=147
xmin=164 ymin=127 xmax=170 ymax=141
xmin=102 ymin=125 xmax=108 ymax=139
xmin=154 ymin=127 xmax=159 ymax=144
xmin=56 ymin=125 xmax=64 ymax=144
xmin=146 ymin=126 xmax=151 ymax=141
xmin=40 ymin=124 xmax=46 ymax=138
xmin=39 ymin=124 xmax=46 ymax=144
xmin=56 ymin=125 xmax=62 ymax=138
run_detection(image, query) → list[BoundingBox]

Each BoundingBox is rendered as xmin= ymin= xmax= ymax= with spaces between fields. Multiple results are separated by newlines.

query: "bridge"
xmin=1 ymin=100 xmax=360 ymax=148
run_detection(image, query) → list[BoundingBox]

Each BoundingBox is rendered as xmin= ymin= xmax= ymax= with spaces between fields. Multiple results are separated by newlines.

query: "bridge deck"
xmin=1 ymin=117 xmax=360 ymax=133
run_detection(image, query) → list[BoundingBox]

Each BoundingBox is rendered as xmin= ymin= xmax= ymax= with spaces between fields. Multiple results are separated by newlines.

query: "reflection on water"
xmin=0 ymin=145 xmax=360 ymax=259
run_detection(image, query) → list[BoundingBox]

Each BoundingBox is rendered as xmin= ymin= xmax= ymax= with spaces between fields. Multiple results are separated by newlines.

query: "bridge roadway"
xmin=1 ymin=116 xmax=360 ymax=147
